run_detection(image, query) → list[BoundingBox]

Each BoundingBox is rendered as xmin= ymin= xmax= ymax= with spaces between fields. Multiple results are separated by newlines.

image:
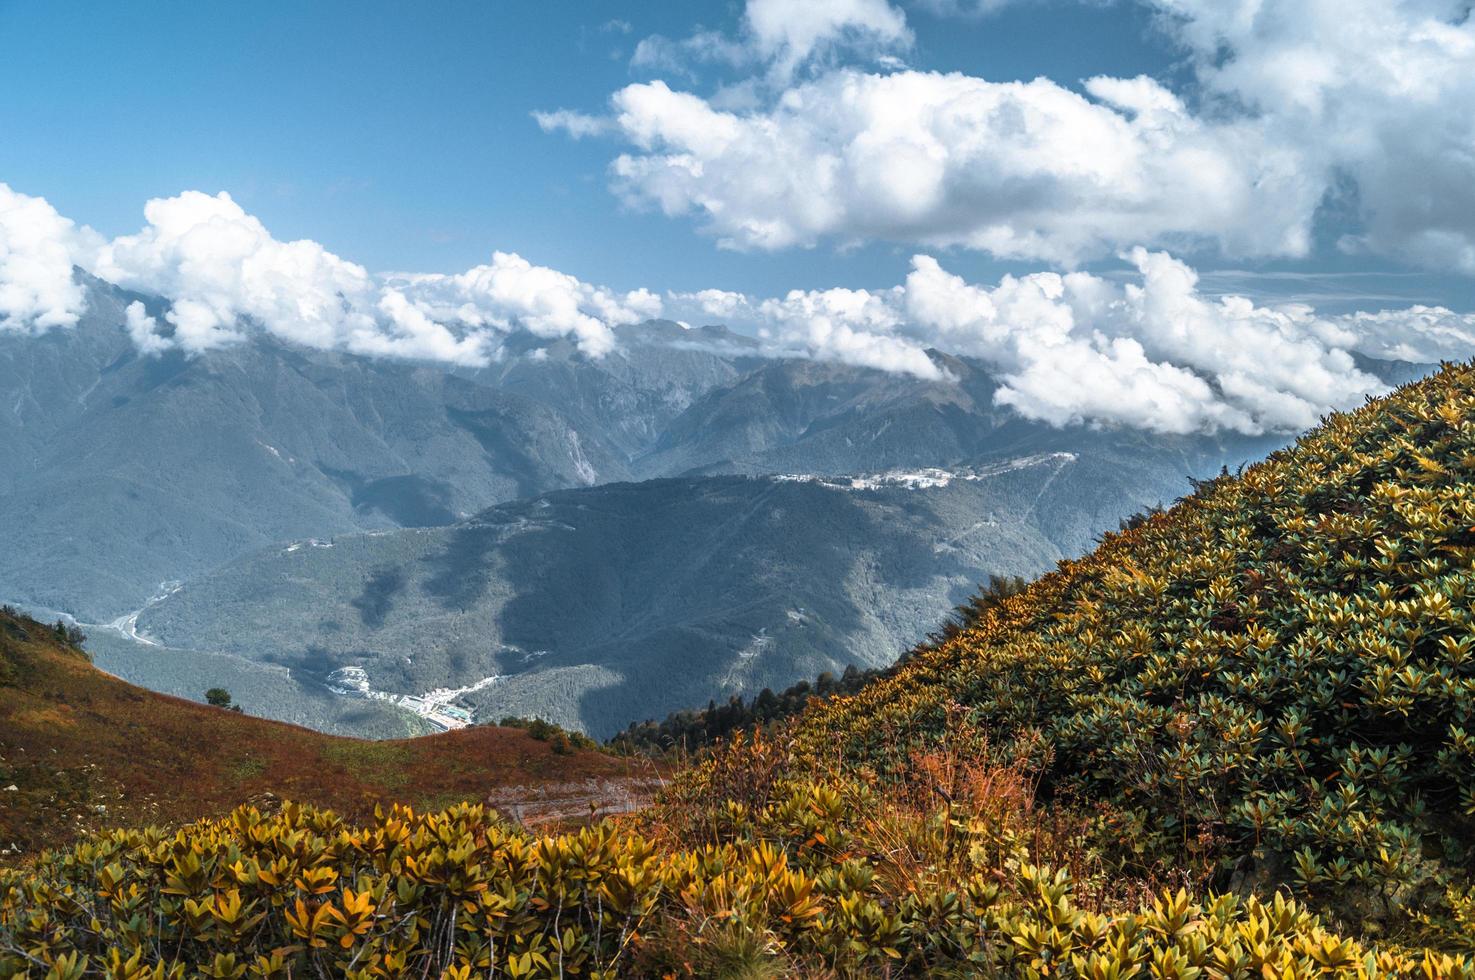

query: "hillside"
xmin=786 ymin=360 xmax=1475 ymax=934
xmin=128 ymin=452 xmax=1191 ymax=738
xmin=0 ymin=606 xmax=653 ymax=861
xmin=8 ymin=367 xmax=1475 ymax=975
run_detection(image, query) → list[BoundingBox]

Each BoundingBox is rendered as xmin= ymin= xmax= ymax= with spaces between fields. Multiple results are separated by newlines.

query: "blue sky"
xmin=0 ymin=0 xmax=1167 ymax=297
xmin=3 ymin=0 xmax=1475 ymax=436
xmin=1 ymin=0 xmax=1461 ymax=307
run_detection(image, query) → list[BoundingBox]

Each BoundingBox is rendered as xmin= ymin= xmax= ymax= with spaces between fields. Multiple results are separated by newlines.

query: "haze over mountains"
xmin=1 ymin=276 xmax=1391 ymax=735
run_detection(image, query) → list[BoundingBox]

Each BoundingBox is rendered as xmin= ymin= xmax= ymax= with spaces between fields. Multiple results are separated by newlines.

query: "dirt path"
xmin=486 ymin=774 xmax=667 ymax=825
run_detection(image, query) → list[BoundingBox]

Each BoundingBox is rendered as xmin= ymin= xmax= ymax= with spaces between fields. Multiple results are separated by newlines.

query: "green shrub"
xmin=498 ymin=715 xmax=599 ymax=751
xmin=794 ymin=362 xmax=1475 ymax=938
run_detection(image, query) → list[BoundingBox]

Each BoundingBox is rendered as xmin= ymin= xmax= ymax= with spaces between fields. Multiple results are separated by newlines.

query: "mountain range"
xmin=132 ymin=455 xmax=1165 ymax=737
xmin=0 ymin=276 xmax=1358 ymax=735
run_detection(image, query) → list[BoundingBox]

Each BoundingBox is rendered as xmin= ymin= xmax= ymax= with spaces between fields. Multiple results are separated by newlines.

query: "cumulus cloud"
xmin=745 ymin=0 xmax=911 ymax=77
xmin=0 ymin=187 xmax=657 ymax=365
xmin=122 ymin=301 xmax=172 ymax=356
xmin=677 ymin=249 xmax=1421 ymax=435
xmin=10 ymin=178 xmax=1472 ymax=439
xmin=1335 ymin=306 xmax=1475 ymax=364
xmin=540 ymin=0 xmax=1323 ymax=262
xmin=1143 ymin=0 xmax=1475 ymax=273
xmin=547 ymin=0 xmax=1475 ymax=275
xmin=93 ymin=190 xmax=389 ymax=354
xmin=904 ymin=250 xmax=1385 ymax=433
xmin=682 ymin=287 xmax=753 ymax=320
xmin=394 ymin=251 xmax=661 ymax=358
xmin=364 ymin=289 xmax=493 ymax=364
xmin=0 ymin=183 xmax=98 ymax=331
xmin=753 ymin=284 xmax=942 ymax=378
xmin=601 ymin=70 xmax=1314 ymax=261
xmin=84 ymin=190 xmax=666 ymax=363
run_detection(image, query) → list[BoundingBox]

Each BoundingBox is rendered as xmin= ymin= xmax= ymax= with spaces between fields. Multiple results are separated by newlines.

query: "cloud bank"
xmin=1143 ymin=0 xmax=1475 ymax=273
xmin=0 ymin=180 xmax=1471 ymax=437
xmin=585 ymin=71 xmax=1311 ymax=260
xmin=1 ymin=185 xmax=659 ymax=366
xmin=672 ymin=248 xmax=1475 ymax=435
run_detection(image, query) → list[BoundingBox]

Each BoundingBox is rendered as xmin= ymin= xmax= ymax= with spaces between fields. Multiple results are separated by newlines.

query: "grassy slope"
xmin=0 ymin=609 xmax=649 ymax=860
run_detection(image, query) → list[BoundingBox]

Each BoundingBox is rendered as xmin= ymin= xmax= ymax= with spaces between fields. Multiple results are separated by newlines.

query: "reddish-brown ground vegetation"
xmin=0 ymin=607 xmax=659 ymax=861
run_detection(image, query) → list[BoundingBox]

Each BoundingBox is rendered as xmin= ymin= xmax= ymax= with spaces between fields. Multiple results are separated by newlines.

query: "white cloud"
xmin=10 ymin=178 xmax=1472 ymax=439
xmin=622 ymin=0 xmax=911 ymax=85
xmin=755 ymin=284 xmax=942 ymax=378
xmin=93 ymin=190 xmax=385 ymax=353
xmin=675 ymin=248 xmax=1406 ymax=435
xmin=77 ymin=182 xmax=1387 ymax=436
xmin=630 ymin=31 xmax=752 ymax=78
xmin=0 ymin=183 xmax=97 ymax=331
xmin=122 ymin=301 xmax=172 ymax=356
xmin=681 ymin=287 xmax=752 ymax=320
xmin=80 ymin=190 xmax=657 ymax=363
xmin=745 ymin=0 xmax=911 ymax=77
xmin=367 ymin=289 xmax=492 ymax=364
xmin=602 ymin=70 xmax=1315 ymax=262
xmin=1335 ymin=305 xmax=1475 ymax=364
xmin=531 ymin=109 xmax=613 ymax=139
xmin=550 ymin=0 xmax=1475 ymax=276
xmin=1144 ymin=0 xmax=1475 ymax=273
xmin=392 ymin=251 xmax=661 ymax=358
xmin=899 ymin=249 xmax=1384 ymax=433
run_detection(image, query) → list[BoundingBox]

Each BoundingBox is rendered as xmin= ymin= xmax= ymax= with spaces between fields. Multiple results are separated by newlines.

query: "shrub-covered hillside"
xmin=7 ymin=795 xmax=1462 ymax=979
xmin=793 ymin=360 xmax=1475 ymax=935
xmin=8 ymin=364 xmax=1475 ymax=976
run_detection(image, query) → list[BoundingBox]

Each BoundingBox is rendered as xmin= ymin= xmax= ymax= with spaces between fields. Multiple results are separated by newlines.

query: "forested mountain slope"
xmin=132 ymin=445 xmax=1198 ymax=737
